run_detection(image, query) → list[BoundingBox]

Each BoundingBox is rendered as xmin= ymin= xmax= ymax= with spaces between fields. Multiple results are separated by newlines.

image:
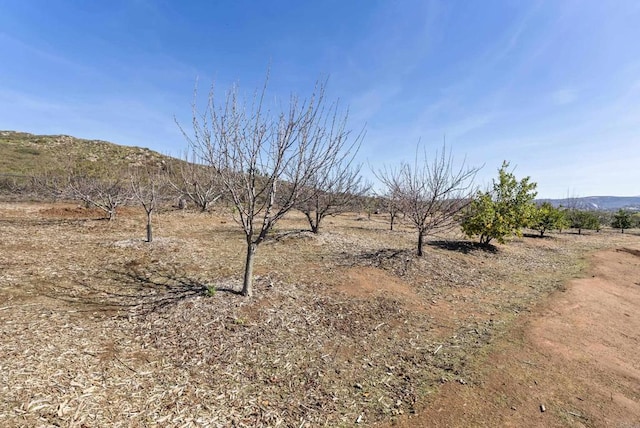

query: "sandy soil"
xmin=385 ymin=246 xmax=640 ymax=427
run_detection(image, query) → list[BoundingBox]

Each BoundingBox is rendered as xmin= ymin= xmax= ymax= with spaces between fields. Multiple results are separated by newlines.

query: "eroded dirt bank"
xmin=386 ymin=246 xmax=640 ymax=427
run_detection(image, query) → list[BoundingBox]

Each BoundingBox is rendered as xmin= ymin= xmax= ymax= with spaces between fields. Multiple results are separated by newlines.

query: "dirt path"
xmin=385 ymin=246 xmax=640 ymax=428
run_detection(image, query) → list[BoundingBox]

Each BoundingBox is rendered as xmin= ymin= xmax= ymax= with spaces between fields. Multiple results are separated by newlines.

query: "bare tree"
xmin=180 ymin=76 xmax=362 ymax=297
xmin=376 ymin=144 xmax=479 ymax=256
xmin=357 ymin=194 xmax=380 ymax=220
xmin=296 ymin=152 xmax=369 ymax=233
xmin=0 ymin=174 xmax=47 ymax=201
xmin=130 ymin=166 xmax=168 ymax=242
xmin=380 ymin=189 xmax=403 ymax=231
xmin=34 ymin=155 xmax=130 ymax=220
xmin=66 ymin=175 xmax=130 ymax=220
xmin=168 ymin=150 xmax=223 ymax=212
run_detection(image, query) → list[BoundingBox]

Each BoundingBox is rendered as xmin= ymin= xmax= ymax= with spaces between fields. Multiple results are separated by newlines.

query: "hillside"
xmin=3 ymin=130 xmax=638 ymax=211
xmin=0 ymin=130 xmax=176 ymax=176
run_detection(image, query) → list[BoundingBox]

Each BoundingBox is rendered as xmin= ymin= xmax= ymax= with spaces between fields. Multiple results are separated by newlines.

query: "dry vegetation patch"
xmin=0 ymin=202 xmax=637 ymax=427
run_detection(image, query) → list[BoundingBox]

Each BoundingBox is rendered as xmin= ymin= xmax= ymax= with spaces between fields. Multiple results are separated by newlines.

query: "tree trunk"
xmin=146 ymin=211 xmax=153 ymax=242
xmin=108 ymin=209 xmax=116 ymax=221
xmin=417 ymin=231 xmax=424 ymax=257
xmin=390 ymin=213 xmax=395 ymax=231
xmin=242 ymin=243 xmax=257 ymax=297
xmin=313 ymin=211 xmax=322 ymax=234
xmin=304 ymin=211 xmax=320 ymax=234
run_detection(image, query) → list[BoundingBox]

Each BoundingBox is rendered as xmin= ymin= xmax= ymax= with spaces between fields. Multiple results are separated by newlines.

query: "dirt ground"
xmin=1 ymin=202 xmax=639 ymax=427
xmin=383 ymin=247 xmax=640 ymax=428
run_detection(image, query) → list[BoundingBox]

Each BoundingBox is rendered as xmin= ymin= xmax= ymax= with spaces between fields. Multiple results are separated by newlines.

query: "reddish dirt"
xmin=39 ymin=205 xmax=106 ymax=218
xmin=38 ymin=203 xmax=139 ymax=219
xmin=337 ymin=267 xmax=430 ymax=312
xmin=383 ymin=246 xmax=640 ymax=428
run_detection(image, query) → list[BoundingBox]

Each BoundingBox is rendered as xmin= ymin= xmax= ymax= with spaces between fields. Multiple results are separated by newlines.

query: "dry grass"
xmin=1 ymin=202 xmax=637 ymax=427
xmin=0 ymin=131 xmax=170 ymax=175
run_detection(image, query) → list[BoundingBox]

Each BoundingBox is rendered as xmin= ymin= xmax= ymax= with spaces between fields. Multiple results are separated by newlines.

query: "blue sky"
xmin=1 ymin=0 xmax=639 ymax=198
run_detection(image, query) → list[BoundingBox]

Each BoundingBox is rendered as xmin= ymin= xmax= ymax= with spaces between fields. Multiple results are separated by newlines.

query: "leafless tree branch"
xmin=179 ymin=75 xmax=364 ymax=296
xmin=376 ymin=143 xmax=479 ymax=256
xmin=130 ymin=166 xmax=169 ymax=242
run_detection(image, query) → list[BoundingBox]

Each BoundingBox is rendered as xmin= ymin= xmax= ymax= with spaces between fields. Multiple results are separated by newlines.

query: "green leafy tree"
xmin=611 ymin=209 xmax=632 ymax=233
xmin=532 ymin=202 xmax=568 ymax=237
xmin=462 ymin=161 xmax=537 ymax=245
xmin=568 ymin=210 xmax=600 ymax=234
xmin=596 ymin=211 xmax=612 ymax=228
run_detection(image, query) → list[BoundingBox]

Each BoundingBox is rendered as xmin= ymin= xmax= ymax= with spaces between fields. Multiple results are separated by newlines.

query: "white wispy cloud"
xmin=348 ymin=85 xmax=403 ymax=124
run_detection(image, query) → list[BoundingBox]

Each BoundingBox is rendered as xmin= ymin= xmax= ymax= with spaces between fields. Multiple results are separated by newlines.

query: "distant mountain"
xmin=537 ymin=196 xmax=640 ymax=211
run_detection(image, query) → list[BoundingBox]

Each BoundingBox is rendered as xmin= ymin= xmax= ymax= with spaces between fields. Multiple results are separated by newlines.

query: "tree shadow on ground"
xmin=0 ymin=217 xmax=104 ymax=227
xmin=339 ymin=248 xmax=415 ymax=267
xmin=563 ymin=230 xmax=599 ymax=236
xmin=523 ymin=233 xmax=554 ymax=239
xmin=618 ymin=247 xmax=640 ymax=258
xmin=358 ymin=248 xmax=414 ymax=261
xmin=428 ymin=240 xmax=498 ymax=254
xmin=265 ymin=229 xmax=314 ymax=243
xmin=339 ymin=248 xmax=416 ymax=276
xmin=48 ymin=264 xmax=241 ymax=316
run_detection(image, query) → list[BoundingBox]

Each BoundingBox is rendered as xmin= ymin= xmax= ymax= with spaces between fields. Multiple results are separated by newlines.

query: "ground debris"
xmin=0 ymin=203 xmax=628 ymax=427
